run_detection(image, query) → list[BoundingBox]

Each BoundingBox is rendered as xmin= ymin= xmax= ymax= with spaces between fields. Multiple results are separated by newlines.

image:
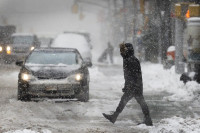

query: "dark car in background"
xmin=4 ymin=33 xmax=40 ymax=63
xmin=0 ymin=25 xmax=16 ymax=62
xmin=16 ymin=48 xmax=90 ymax=102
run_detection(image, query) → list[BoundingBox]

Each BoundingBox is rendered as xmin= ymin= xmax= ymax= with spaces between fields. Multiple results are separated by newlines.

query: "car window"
xmin=25 ymin=51 xmax=77 ymax=65
xmin=12 ymin=36 xmax=34 ymax=45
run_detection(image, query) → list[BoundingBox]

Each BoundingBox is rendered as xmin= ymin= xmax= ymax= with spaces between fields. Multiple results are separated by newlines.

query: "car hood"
xmin=25 ymin=64 xmax=81 ymax=79
xmin=11 ymin=44 xmax=32 ymax=48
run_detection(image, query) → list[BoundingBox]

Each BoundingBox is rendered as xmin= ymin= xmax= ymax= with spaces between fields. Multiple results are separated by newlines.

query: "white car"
xmin=52 ymin=33 xmax=92 ymax=66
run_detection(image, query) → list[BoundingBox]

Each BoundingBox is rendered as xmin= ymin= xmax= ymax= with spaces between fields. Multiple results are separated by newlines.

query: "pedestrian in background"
xmin=98 ymin=42 xmax=114 ymax=64
xmin=107 ymin=42 xmax=114 ymax=64
xmin=102 ymin=42 xmax=153 ymax=126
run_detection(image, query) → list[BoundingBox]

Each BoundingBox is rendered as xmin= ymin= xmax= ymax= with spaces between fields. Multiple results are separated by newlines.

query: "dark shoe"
xmin=137 ymin=117 xmax=153 ymax=126
xmin=137 ymin=121 xmax=153 ymax=126
xmin=145 ymin=116 xmax=153 ymax=126
xmin=102 ymin=113 xmax=118 ymax=124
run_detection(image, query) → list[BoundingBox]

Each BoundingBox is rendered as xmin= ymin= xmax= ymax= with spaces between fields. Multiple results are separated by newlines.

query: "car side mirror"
xmin=16 ymin=60 xmax=24 ymax=66
xmin=83 ymin=61 xmax=92 ymax=67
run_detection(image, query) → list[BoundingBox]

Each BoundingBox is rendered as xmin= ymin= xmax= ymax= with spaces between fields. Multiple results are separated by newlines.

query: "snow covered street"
xmin=0 ymin=63 xmax=200 ymax=133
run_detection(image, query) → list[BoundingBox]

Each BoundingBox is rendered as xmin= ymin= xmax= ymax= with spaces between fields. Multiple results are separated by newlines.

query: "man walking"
xmin=102 ymin=42 xmax=153 ymax=126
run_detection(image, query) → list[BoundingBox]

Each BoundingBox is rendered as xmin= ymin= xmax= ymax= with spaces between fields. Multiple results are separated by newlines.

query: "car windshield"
xmin=25 ymin=51 xmax=77 ymax=65
xmin=12 ymin=36 xmax=34 ymax=45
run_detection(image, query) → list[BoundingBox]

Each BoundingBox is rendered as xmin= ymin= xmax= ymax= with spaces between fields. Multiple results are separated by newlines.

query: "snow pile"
xmin=164 ymin=81 xmax=200 ymax=101
xmin=142 ymin=63 xmax=180 ymax=93
xmin=142 ymin=63 xmax=200 ymax=101
xmin=149 ymin=117 xmax=200 ymax=133
xmin=5 ymin=129 xmax=51 ymax=133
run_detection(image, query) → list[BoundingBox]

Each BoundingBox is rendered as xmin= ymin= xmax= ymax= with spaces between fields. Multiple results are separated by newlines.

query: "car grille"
xmin=37 ymin=76 xmax=67 ymax=80
xmin=13 ymin=47 xmax=29 ymax=53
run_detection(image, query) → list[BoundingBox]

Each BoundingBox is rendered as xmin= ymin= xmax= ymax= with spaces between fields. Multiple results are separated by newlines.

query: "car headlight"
xmin=21 ymin=73 xmax=31 ymax=81
xmin=30 ymin=46 xmax=35 ymax=51
xmin=75 ymin=74 xmax=82 ymax=81
xmin=21 ymin=73 xmax=35 ymax=81
xmin=6 ymin=46 xmax=11 ymax=54
xmin=67 ymin=73 xmax=83 ymax=82
xmin=0 ymin=46 xmax=2 ymax=52
xmin=6 ymin=46 xmax=11 ymax=51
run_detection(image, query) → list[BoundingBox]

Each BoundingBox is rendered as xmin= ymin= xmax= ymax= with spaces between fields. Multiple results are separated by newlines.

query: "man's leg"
xmin=103 ymin=92 xmax=133 ymax=123
xmin=135 ymin=94 xmax=153 ymax=126
xmin=116 ymin=92 xmax=133 ymax=113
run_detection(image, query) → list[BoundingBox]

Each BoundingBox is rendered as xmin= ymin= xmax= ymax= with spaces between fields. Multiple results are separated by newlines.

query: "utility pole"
xmin=175 ymin=18 xmax=185 ymax=74
xmin=174 ymin=3 xmax=189 ymax=74
xmin=162 ymin=0 xmax=171 ymax=61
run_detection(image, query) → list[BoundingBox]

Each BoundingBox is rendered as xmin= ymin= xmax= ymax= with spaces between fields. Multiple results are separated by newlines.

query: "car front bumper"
xmin=4 ymin=53 xmax=29 ymax=61
xmin=21 ymin=81 xmax=82 ymax=98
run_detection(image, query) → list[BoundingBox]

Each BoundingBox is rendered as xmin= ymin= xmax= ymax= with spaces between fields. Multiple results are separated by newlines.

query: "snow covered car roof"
xmin=52 ymin=33 xmax=92 ymax=60
xmin=12 ymin=33 xmax=35 ymax=36
xmin=33 ymin=47 xmax=79 ymax=53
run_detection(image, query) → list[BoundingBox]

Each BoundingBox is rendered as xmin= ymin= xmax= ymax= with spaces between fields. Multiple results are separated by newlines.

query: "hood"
xmin=25 ymin=64 xmax=81 ymax=79
xmin=120 ymin=43 xmax=134 ymax=58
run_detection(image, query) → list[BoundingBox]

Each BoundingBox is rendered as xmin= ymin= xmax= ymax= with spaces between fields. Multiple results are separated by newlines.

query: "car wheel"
xmin=17 ymin=87 xmax=31 ymax=102
xmin=78 ymin=85 xmax=89 ymax=102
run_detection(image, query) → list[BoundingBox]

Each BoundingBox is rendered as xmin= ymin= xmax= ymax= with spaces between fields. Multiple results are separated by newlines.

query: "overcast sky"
xmin=0 ymin=0 xmax=111 ymax=59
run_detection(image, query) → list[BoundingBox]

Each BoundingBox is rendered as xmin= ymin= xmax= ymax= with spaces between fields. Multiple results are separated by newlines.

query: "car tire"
xmin=78 ymin=85 xmax=89 ymax=102
xmin=17 ymin=87 xmax=31 ymax=102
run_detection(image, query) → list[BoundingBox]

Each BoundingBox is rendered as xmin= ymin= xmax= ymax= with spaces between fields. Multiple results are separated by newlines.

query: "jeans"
xmin=116 ymin=91 xmax=150 ymax=118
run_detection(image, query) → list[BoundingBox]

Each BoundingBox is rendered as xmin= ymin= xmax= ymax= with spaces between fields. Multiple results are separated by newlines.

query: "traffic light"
xmin=72 ymin=3 xmax=79 ymax=14
xmin=188 ymin=4 xmax=200 ymax=17
xmin=175 ymin=3 xmax=200 ymax=19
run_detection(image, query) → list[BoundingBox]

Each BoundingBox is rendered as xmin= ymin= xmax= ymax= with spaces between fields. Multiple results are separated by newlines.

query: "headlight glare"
xmin=30 ymin=46 xmax=35 ymax=51
xmin=75 ymin=74 xmax=82 ymax=81
xmin=6 ymin=46 xmax=11 ymax=51
xmin=21 ymin=73 xmax=32 ymax=81
xmin=6 ymin=46 xmax=11 ymax=54
xmin=67 ymin=73 xmax=83 ymax=82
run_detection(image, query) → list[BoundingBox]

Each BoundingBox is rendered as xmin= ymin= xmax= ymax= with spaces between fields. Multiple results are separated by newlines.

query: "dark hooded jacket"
xmin=121 ymin=43 xmax=143 ymax=94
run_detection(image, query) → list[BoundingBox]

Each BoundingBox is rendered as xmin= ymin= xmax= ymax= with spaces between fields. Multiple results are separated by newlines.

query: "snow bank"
xmin=142 ymin=63 xmax=200 ymax=101
xmin=164 ymin=81 xmax=200 ymax=101
xmin=5 ymin=129 xmax=51 ymax=133
xmin=90 ymin=62 xmax=200 ymax=102
xmin=149 ymin=116 xmax=200 ymax=133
